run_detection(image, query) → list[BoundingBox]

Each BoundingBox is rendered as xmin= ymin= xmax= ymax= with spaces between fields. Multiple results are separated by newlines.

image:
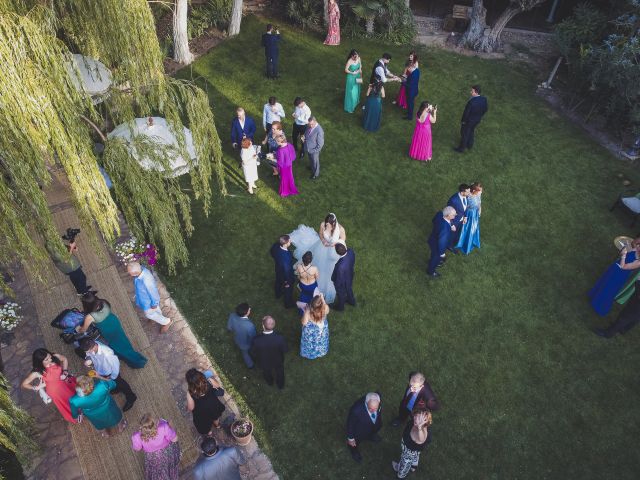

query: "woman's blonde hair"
xmin=76 ymin=375 xmax=94 ymax=396
xmin=139 ymin=413 xmax=159 ymax=442
xmin=308 ymin=295 xmax=326 ymax=323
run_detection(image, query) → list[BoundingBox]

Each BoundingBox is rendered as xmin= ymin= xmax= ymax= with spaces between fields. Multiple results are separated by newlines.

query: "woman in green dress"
xmin=344 ymin=50 xmax=362 ymax=113
xmin=70 ymin=375 xmax=127 ymax=437
xmin=362 ymin=77 xmax=385 ymax=132
xmin=77 ymin=292 xmax=147 ymax=369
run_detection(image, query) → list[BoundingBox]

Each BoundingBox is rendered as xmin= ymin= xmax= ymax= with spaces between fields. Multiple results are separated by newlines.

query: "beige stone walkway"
xmin=2 ymin=171 xmax=278 ymax=479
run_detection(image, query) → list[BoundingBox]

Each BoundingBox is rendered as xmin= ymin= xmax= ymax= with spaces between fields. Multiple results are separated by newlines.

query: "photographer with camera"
xmin=261 ymin=24 xmax=281 ymax=79
xmin=45 ymin=228 xmax=92 ymax=295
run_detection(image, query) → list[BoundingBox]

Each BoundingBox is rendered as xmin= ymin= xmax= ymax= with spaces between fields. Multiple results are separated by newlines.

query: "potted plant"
xmin=230 ymin=418 xmax=253 ymax=446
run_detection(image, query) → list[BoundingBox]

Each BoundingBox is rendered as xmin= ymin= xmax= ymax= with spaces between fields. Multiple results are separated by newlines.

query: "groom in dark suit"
xmin=404 ymin=67 xmax=420 ymax=120
xmin=447 ymin=184 xmax=470 ymax=249
xmin=427 ymin=206 xmax=457 ymax=278
xmin=269 ymin=235 xmax=294 ymax=308
xmin=261 ymin=24 xmax=281 ymax=79
xmin=455 ymin=84 xmax=488 ymax=152
xmin=331 ymin=243 xmax=356 ymax=311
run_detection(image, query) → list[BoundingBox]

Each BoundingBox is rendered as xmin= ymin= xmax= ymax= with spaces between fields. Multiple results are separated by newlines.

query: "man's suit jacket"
xmin=261 ymin=32 xmax=280 ymax=58
xmin=270 ymin=243 xmax=294 ymax=285
xmin=303 ymin=124 xmax=324 ymax=156
xmin=331 ymin=248 xmax=355 ymax=292
xmin=405 ymin=68 xmax=420 ymax=97
xmin=398 ymin=382 xmax=440 ymax=413
xmin=227 ymin=313 xmax=256 ymax=350
xmin=231 ymin=116 xmax=256 ymax=145
xmin=428 ymin=211 xmax=452 ymax=257
xmin=461 ymin=95 xmax=488 ymax=125
xmin=447 ymin=193 xmax=467 ymax=228
xmin=346 ymin=395 xmax=382 ymax=441
xmin=249 ymin=332 xmax=288 ymax=370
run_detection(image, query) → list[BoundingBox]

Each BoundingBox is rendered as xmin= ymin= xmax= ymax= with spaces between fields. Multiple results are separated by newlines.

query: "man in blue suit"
xmin=227 ymin=302 xmax=256 ymax=368
xmin=447 ymin=184 xmax=470 ymax=250
xmin=269 ymin=235 xmax=295 ymax=308
xmin=427 ymin=206 xmax=457 ymax=278
xmin=331 ymin=243 xmax=356 ymax=311
xmin=404 ymin=68 xmax=420 ymax=120
xmin=346 ymin=392 xmax=383 ymax=463
xmin=230 ymin=107 xmax=256 ymax=149
xmin=261 ymin=24 xmax=281 ymax=79
xmin=455 ymin=84 xmax=488 ymax=152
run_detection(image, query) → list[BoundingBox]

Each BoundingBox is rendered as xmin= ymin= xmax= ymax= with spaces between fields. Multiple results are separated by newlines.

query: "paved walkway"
xmin=2 ymin=170 xmax=278 ymax=479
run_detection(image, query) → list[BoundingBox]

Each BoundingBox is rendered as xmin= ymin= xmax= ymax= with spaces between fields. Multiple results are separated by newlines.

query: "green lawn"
xmin=165 ymin=15 xmax=640 ymax=479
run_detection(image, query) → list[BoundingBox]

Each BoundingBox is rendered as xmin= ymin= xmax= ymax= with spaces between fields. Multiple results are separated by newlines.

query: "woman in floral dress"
xmin=300 ymin=294 xmax=330 ymax=359
xmin=324 ymin=0 xmax=340 ymax=46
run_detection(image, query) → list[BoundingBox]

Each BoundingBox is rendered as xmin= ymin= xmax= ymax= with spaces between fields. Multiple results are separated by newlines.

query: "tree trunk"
xmin=173 ymin=0 xmax=194 ymax=65
xmin=229 ymin=0 xmax=243 ymax=36
xmin=460 ymin=0 xmax=487 ymax=48
xmin=405 ymin=0 xmax=410 ymax=7
xmin=324 ymin=0 xmax=329 ymax=26
xmin=365 ymin=16 xmax=374 ymax=34
xmin=476 ymin=4 xmax=522 ymax=52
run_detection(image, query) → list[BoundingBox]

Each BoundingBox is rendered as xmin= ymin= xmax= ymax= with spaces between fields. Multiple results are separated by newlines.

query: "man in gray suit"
xmin=303 ymin=116 xmax=324 ymax=180
xmin=193 ymin=437 xmax=245 ymax=480
xmin=226 ymin=302 xmax=256 ymax=368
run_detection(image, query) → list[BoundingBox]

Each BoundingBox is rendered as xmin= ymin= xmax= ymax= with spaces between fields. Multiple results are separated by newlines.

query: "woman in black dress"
xmin=185 ymin=369 xmax=225 ymax=436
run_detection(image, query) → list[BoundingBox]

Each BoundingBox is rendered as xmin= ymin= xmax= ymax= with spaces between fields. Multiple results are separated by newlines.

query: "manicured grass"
xmin=165 ymin=15 xmax=640 ymax=479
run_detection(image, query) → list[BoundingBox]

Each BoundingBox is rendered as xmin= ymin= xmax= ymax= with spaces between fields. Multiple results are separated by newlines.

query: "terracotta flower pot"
xmin=230 ymin=418 xmax=253 ymax=446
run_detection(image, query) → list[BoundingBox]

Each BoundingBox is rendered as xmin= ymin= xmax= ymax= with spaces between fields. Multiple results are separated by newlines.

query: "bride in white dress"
xmin=289 ymin=213 xmax=346 ymax=303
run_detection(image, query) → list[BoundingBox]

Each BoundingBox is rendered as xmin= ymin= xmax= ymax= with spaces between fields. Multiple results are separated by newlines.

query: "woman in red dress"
xmin=395 ymin=52 xmax=419 ymax=109
xmin=324 ymin=0 xmax=340 ymax=46
xmin=22 ymin=348 xmax=78 ymax=423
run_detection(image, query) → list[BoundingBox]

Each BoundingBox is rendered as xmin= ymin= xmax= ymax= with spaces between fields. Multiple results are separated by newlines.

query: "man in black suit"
xmin=391 ymin=372 xmax=439 ymax=427
xmin=447 ymin=184 xmax=470 ymax=249
xmin=261 ymin=24 xmax=281 ymax=79
xmin=346 ymin=392 xmax=383 ymax=463
xmin=427 ymin=206 xmax=457 ymax=279
xmin=331 ymin=243 xmax=356 ymax=311
xmin=270 ymin=235 xmax=295 ymax=308
xmin=454 ymin=84 xmax=488 ymax=153
xmin=249 ymin=316 xmax=289 ymax=389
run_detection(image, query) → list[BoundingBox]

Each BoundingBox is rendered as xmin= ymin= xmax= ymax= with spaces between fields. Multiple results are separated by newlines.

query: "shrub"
xmin=188 ymin=0 xmax=233 ymax=39
xmin=286 ymin=0 xmax=323 ymax=31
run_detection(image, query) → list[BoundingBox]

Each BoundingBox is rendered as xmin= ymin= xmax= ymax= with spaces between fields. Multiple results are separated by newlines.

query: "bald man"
xmin=249 ymin=316 xmax=289 ymax=389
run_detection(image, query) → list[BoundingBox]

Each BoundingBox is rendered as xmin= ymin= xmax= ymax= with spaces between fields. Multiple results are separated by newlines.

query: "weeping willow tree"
xmin=0 ymin=0 xmax=225 ymax=289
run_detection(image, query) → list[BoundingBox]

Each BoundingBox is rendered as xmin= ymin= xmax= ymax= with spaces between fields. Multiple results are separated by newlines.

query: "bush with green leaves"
xmin=188 ymin=0 xmax=233 ymax=38
xmin=286 ymin=0 xmax=323 ymax=31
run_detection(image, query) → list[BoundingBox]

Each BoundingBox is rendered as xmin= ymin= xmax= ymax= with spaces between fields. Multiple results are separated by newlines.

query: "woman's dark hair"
xmin=324 ymin=213 xmax=337 ymax=235
xmin=81 ymin=292 xmax=107 ymax=314
xmin=417 ymin=101 xmax=430 ymax=118
xmin=186 ymin=368 xmax=209 ymax=398
xmin=408 ymin=51 xmax=418 ymax=65
xmin=470 ymin=182 xmax=483 ymax=193
xmin=293 ymin=96 xmax=303 ymax=107
xmin=346 ymin=49 xmax=358 ymax=62
xmin=302 ymin=251 xmax=313 ymax=266
xmin=32 ymin=348 xmax=59 ymax=374
xmin=370 ymin=79 xmax=383 ymax=95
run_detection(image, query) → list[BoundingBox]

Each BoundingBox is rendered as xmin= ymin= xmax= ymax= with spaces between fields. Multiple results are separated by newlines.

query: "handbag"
xmin=355 ymin=78 xmax=363 ymax=84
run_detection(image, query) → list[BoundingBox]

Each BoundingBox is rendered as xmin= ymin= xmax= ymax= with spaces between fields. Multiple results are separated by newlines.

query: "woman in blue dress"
xmin=456 ymin=183 xmax=482 ymax=254
xmin=589 ymin=238 xmax=640 ymax=316
xmin=300 ymin=294 xmax=330 ymax=360
xmin=295 ymin=251 xmax=320 ymax=316
xmin=362 ymin=77 xmax=385 ymax=132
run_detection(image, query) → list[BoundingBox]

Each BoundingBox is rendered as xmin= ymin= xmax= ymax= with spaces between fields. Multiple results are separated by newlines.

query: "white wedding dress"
xmin=289 ymin=223 xmax=343 ymax=303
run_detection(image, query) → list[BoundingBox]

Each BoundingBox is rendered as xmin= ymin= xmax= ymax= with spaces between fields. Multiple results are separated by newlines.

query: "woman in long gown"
xmin=362 ymin=78 xmax=385 ymax=132
xmin=185 ymin=369 xmax=225 ymax=436
xmin=77 ymin=293 xmax=147 ymax=369
xmin=344 ymin=50 xmax=362 ymax=113
xmin=22 ymin=349 xmax=78 ymax=423
xmin=409 ymin=101 xmax=436 ymax=161
xmin=240 ymin=138 xmax=259 ymax=194
xmin=295 ymin=251 xmax=320 ymax=315
xmin=289 ymin=213 xmax=346 ymax=303
xmin=394 ymin=52 xmax=419 ymax=109
xmin=275 ymin=134 xmax=299 ymax=197
xmin=589 ymin=238 xmax=640 ymax=315
xmin=300 ymin=294 xmax=330 ymax=360
xmin=456 ymin=183 xmax=482 ymax=254
xmin=324 ymin=0 xmax=340 ymax=46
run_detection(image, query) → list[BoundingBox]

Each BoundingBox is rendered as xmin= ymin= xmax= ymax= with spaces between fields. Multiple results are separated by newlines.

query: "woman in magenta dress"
xmin=275 ymin=134 xmax=299 ymax=197
xmin=394 ymin=52 xmax=418 ymax=109
xmin=324 ymin=0 xmax=340 ymax=46
xmin=409 ymin=101 xmax=437 ymax=162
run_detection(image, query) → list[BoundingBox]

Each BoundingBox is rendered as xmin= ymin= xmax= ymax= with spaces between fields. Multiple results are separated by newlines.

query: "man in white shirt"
xmin=80 ymin=338 xmax=137 ymax=412
xmin=291 ymin=96 xmax=311 ymax=157
xmin=262 ymin=96 xmax=285 ymax=133
xmin=370 ymin=52 xmax=400 ymax=84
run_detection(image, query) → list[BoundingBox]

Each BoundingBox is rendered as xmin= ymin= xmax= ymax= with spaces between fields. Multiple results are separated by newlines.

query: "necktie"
xmin=370 ymin=412 xmax=376 ymax=423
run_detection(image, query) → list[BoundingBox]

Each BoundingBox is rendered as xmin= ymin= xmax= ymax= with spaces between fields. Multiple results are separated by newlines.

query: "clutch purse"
xmin=355 ymin=78 xmax=363 ymax=84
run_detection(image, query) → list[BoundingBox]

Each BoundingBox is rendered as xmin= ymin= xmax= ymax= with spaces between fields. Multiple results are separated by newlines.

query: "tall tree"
xmin=173 ymin=0 xmax=194 ymax=64
xmin=0 ymin=374 xmax=38 ymax=473
xmin=228 ymin=0 xmax=243 ymax=36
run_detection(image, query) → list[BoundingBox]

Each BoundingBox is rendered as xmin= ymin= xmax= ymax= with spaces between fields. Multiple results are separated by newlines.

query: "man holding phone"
xmin=261 ymin=24 xmax=281 ymax=79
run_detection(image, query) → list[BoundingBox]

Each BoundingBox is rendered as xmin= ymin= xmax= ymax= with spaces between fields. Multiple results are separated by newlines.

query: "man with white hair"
xmin=346 ymin=392 xmax=383 ymax=463
xmin=427 ymin=206 xmax=457 ymax=279
xmin=127 ymin=261 xmax=171 ymax=333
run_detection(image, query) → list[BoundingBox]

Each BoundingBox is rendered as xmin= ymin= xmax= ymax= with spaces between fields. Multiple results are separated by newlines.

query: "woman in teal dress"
xmin=456 ymin=183 xmax=482 ymax=254
xmin=300 ymin=294 xmax=330 ymax=359
xmin=344 ymin=50 xmax=362 ymax=113
xmin=362 ymin=77 xmax=385 ymax=132
xmin=70 ymin=376 xmax=126 ymax=437
xmin=78 ymin=293 xmax=147 ymax=369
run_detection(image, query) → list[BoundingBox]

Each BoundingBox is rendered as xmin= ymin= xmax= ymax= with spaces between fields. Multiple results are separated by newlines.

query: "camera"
xmin=62 ymin=228 xmax=81 ymax=243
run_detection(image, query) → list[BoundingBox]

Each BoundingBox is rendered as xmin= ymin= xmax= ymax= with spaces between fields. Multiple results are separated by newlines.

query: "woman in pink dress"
xmin=409 ymin=101 xmax=437 ymax=162
xmin=394 ymin=52 xmax=419 ymax=109
xmin=275 ymin=134 xmax=299 ymax=197
xmin=21 ymin=348 xmax=78 ymax=423
xmin=324 ymin=0 xmax=340 ymax=46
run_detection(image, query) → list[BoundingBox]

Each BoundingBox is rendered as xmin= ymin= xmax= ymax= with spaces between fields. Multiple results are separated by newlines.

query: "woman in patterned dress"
xmin=300 ymin=294 xmax=330 ymax=359
xmin=324 ymin=0 xmax=340 ymax=46
xmin=131 ymin=413 xmax=181 ymax=480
